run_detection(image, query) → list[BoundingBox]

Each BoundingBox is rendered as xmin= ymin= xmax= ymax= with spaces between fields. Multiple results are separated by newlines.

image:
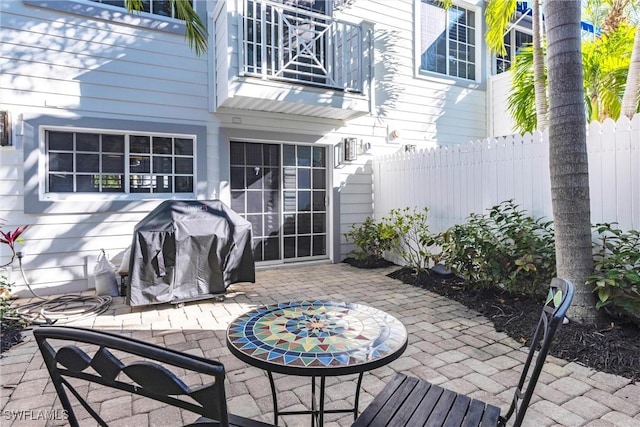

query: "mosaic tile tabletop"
xmin=226 ymin=300 xmax=408 ymax=376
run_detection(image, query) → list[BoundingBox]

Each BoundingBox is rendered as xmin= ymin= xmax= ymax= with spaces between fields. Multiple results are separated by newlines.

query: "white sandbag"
xmin=94 ymin=250 xmax=119 ymax=297
xmin=117 ymin=246 xmax=131 ymax=276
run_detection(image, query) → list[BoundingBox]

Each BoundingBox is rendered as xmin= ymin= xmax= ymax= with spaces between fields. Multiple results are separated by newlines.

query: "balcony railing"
xmin=242 ymin=0 xmax=365 ymax=92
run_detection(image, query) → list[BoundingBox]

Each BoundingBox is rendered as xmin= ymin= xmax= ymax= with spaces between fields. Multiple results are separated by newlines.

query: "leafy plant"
xmin=0 ymin=220 xmax=29 ymax=352
xmin=0 ymin=274 xmax=14 ymax=319
xmin=385 ymin=207 xmax=441 ymax=274
xmin=0 ymin=273 xmax=29 ymax=352
xmin=440 ymin=200 xmax=555 ymax=296
xmin=344 ymin=217 xmax=398 ymax=262
xmin=0 ymin=223 xmax=28 ymax=268
xmin=587 ymin=223 xmax=640 ymax=322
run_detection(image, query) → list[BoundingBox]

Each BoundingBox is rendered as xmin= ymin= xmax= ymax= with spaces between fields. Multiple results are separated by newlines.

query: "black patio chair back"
xmin=34 ymin=326 xmax=273 ymax=427
xmin=353 ymin=278 xmax=574 ymax=427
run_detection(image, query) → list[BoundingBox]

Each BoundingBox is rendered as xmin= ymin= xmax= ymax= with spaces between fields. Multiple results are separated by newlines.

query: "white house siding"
xmin=213 ymin=0 xmax=488 ymax=258
xmin=0 ymin=0 xmax=213 ymax=296
xmin=488 ymin=72 xmax=517 ymax=137
xmin=1 ymin=0 xmax=489 ymax=296
xmin=331 ymin=0 xmax=488 ymax=253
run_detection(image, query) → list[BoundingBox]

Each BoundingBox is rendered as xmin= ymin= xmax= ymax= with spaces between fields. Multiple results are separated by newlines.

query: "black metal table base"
xmin=267 ymin=371 xmax=365 ymax=427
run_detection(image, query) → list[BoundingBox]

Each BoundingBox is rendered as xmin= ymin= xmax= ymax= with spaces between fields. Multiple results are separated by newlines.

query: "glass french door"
xmin=230 ymin=142 xmax=328 ymax=263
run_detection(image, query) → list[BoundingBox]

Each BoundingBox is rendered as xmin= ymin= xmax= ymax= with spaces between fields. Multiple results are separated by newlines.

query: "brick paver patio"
xmin=1 ymin=263 xmax=638 ymax=426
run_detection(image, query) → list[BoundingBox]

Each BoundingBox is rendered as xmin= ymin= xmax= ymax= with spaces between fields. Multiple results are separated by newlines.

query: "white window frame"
xmin=39 ymin=126 xmax=197 ymax=202
xmin=23 ymin=1 xmax=190 ymax=36
xmin=493 ymin=26 xmax=533 ymax=75
xmin=414 ymin=0 xmax=482 ymax=84
xmin=87 ymin=0 xmax=194 ymax=20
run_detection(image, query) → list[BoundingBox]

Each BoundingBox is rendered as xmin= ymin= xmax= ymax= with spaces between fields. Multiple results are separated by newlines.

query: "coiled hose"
xmin=12 ymin=254 xmax=112 ymax=324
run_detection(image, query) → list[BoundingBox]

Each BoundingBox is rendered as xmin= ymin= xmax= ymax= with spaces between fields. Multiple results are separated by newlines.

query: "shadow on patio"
xmin=1 ymin=263 xmax=638 ymax=426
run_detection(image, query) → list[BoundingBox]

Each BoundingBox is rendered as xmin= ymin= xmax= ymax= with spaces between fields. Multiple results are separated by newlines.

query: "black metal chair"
xmin=34 ymin=326 xmax=274 ymax=427
xmin=353 ymin=278 xmax=574 ymax=427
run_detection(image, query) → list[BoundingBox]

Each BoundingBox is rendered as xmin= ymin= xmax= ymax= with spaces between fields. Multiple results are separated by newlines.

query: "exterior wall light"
xmin=344 ymin=137 xmax=358 ymax=161
xmin=0 ymin=111 xmax=11 ymax=146
xmin=334 ymin=142 xmax=344 ymax=168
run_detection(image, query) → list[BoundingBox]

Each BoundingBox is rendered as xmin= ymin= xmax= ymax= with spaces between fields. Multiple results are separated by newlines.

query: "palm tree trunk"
xmin=621 ymin=25 xmax=640 ymax=118
xmin=545 ymin=0 xmax=597 ymax=324
xmin=532 ymin=0 xmax=549 ymax=130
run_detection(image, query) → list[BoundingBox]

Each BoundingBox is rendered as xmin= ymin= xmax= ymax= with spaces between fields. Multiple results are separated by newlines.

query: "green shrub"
xmin=385 ymin=207 xmax=440 ymax=274
xmin=587 ymin=224 xmax=640 ymax=322
xmin=0 ymin=273 xmax=27 ymax=351
xmin=344 ymin=216 xmax=398 ymax=262
xmin=440 ymin=200 xmax=555 ymax=296
xmin=0 ymin=274 xmax=14 ymax=320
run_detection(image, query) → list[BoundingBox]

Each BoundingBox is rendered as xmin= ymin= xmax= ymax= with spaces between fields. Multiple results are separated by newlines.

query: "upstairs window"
xmin=88 ymin=0 xmax=194 ymax=19
xmin=419 ymin=0 xmax=478 ymax=81
xmin=495 ymin=28 xmax=532 ymax=74
xmin=45 ymin=130 xmax=195 ymax=195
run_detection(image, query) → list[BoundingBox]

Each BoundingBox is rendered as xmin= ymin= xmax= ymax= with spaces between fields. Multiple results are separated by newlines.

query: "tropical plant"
xmin=583 ymin=22 xmax=635 ymax=121
xmin=507 ymin=46 xmax=540 ymax=133
xmin=587 ymin=224 xmax=640 ymax=321
xmin=384 ymin=207 xmax=439 ymax=274
xmin=575 ymin=0 xmax=640 ymax=118
xmin=0 ymin=224 xmax=28 ymax=269
xmin=546 ymin=0 xmax=597 ymax=324
xmin=485 ymin=0 xmax=548 ymax=130
xmin=508 ymin=22 xmax=634 ymax=132
xmin=0 ymin=274 xmax=14 ymax=319
xmin=439 ymin=201 xmax=556 ymax=296
xmin=125 ymin=0 xmax=207 ymax=55
xmin=344 ymin=217 xmax=398 ymax=263
xmin=582 ymin=0 xmax=634 ymax=120
xmin=0 ymin=221 xmax=29 ymax=353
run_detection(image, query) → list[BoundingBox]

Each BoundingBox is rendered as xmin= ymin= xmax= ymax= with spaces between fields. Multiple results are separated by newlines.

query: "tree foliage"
xmin=507 ymin=22 xmax=635 ymax=133
xmin=125 ymin=0 xmax=207 ymax=55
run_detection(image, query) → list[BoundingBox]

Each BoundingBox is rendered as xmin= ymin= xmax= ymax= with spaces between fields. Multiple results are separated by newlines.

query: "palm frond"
xmin=485 ymin=0 xmax=517 ymax=55
xmin=124 ymin=0 xmax=208 ymax=56
xmin=173 ymin=0 xmax=208 ymax=56
xmin=507 ymin=45 xmax=540 ymax=133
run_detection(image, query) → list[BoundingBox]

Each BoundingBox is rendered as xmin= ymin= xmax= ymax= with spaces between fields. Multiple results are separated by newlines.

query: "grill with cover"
xmin=127 ymin=200 xmax=255 ymax=306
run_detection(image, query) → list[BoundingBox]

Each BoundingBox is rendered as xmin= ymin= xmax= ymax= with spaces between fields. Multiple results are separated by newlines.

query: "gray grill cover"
xmin=127 ymin=200 xmax=255 ymax=306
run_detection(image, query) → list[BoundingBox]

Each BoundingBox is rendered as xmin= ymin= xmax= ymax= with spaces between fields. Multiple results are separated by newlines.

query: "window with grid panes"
xmin=88 ymin=0 xmax=194 ymax=19
xmin=45 ymin=130 xmax=195 ymax=194
xmin=419 ymin=0 xmax=477 ymax=81
xmin=495 ymin=29 xmax=532 ymax=74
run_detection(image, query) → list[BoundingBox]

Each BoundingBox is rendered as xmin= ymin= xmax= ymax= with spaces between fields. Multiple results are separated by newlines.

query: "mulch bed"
xmin=0 ymin=320 xmax=23 ymax=353
xmin=344 ymin=258 xmax=640 ymax=383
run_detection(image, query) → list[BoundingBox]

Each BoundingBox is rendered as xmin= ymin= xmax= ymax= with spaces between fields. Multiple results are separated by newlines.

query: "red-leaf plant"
xmin=1 ymin=225 xmax=28 ymax=268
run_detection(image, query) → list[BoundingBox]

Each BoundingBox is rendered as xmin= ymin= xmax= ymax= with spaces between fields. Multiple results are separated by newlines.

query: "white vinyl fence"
xmin=373 ymin=115 xmax=640 ymax=233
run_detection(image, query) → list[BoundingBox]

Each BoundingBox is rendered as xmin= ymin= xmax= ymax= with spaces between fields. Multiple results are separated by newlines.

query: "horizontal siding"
xmin=3 ymin=60 xmax=205 ymax=96
xmin=1 ymin=1 xmax=211 ymax=296
xmin=0 ymin=147 xmax=22 ymax=262
xmin=2 ymin=75 xmax=207 ymax=109
xmin=1 ymin=1 xmax=209 ymax=121
xmin=2 ymin=0 xmax=491 ymax=294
